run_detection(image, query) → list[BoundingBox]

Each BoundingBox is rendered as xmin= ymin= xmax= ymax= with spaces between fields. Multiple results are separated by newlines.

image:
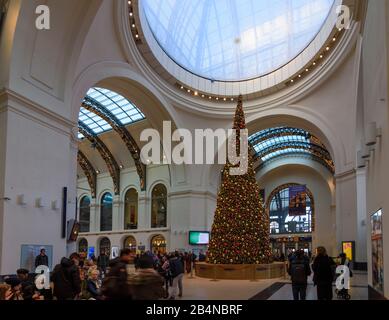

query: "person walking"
xmin=312 ymin=246 xmax=336 ymax=300
xmin=168 ymin=252 xmax=184 ymax=299
xmin=101 ymin=248 xmax=132 ymax=300
xmin=288 ymin=250 xmax=311 ymax=300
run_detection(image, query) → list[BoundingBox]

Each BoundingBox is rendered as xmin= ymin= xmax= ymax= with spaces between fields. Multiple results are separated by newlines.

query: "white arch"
xmin=257 ymin=157 xmax=336 ymax=206
xmin=97 ymin=189 xmax=114 ymax=203
xmin=71 ymin=61 xmax=187 ymax=190
xmin=71 ymin=61 xmax=183 ymax=130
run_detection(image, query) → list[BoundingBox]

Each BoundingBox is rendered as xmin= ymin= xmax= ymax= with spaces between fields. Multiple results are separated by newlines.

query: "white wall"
xmin=0 ymin=92 xmax=76 ymax=274
xmin=360 ymin=0 xmax=389 ymax=298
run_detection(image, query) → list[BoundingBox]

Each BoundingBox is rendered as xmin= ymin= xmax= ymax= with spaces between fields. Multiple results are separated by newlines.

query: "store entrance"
xmin=271 ymin=236 xmax=312 ymax=259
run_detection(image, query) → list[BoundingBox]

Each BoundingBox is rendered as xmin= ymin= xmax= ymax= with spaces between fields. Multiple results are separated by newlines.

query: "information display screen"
xmin=189 ymin=231 xmax=210 ymax=245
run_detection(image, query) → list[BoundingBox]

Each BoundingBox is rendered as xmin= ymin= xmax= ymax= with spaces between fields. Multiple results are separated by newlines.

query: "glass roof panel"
xmin=78 ymin=87 xmax=145 ymax=137
xmin=141 ymin=0 xmax=334 ymax=81
xmin=249 ymin=127 xmax=330 ymax=165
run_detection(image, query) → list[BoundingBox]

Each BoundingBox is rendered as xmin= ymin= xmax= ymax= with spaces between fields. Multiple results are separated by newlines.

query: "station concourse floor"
xmin=178 ymin=271 xmax=368 ymax=300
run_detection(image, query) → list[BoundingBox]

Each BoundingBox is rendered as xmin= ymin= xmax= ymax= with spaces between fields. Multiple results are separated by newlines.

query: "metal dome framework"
xmin=250 ymin=127 xmax=335 ymax=173
xmin=77 ymin=87 xmax=147 ymax=194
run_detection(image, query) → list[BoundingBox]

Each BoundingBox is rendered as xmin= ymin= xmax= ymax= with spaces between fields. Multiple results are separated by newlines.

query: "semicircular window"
xmin=249 ymin=127 xmax=334 ymax=173
xmin=141 ymin=0 xmax=334 ymax=81
xmin=78 ymin=87 xmax=145 ymax=139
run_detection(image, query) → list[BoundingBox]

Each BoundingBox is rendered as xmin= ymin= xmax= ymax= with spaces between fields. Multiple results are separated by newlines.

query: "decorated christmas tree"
xmin=208 ymin=96 xmax=271 ymax=264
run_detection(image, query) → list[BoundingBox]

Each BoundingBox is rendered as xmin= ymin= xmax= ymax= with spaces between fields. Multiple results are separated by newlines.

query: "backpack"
xmin=290 ymin=259 xmax=308 ymax=284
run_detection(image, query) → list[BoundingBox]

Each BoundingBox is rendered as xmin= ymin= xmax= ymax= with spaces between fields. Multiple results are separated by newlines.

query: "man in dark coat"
xmin=101 ymin=248 xmax=132 ymax=300
xmin=312 ymin=246 xmax=336 ymax=300
xmin=168 ymin=252 xmax=185 ymax=299
xmin=35 ymin=248 xmax=49 ymax=268
xmin=127 ymin=255 xmax=165 ymax=300
xmin=51 ymin=255 xmax=81 ymax=300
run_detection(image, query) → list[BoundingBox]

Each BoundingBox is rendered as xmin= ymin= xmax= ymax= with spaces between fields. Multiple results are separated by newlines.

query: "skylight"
xmin=249 ymin=127 xmax=332 ymax=169
xmin=141 ymin=0 xmax=334 ymax=81
xmin=78 ymin=87 xmax=145 ymax=139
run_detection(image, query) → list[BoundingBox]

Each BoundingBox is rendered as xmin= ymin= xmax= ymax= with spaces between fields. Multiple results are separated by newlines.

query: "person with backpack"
xmin=312 ymin=246 xmax=336 ymax=300
xmin=168 ymin=252 xmax=184 ymax=299
xmin=288 ymin=250 xmax=311 ymax=300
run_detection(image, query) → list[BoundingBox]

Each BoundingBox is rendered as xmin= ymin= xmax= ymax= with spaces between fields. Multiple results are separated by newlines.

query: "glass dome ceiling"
xmin=141 ymin=0 xmax=334 ymax=81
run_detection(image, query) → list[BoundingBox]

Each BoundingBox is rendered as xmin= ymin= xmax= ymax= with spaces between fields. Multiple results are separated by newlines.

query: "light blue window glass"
xmin=78 ymin=87 xmax=145 ymax=138
xmin=141 ymin=0 xmax=334 ymax=81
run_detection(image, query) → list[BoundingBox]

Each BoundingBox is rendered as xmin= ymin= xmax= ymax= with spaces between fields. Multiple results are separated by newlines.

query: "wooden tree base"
xmin=195 ymin=262 xmax=287 ymax=280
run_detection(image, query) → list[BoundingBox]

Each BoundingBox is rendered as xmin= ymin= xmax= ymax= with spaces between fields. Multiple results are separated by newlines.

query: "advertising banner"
xmin=288 ymin=185 xmax=307 ymax=216
xmin=371 ymin=209 xmax=384 ymax=294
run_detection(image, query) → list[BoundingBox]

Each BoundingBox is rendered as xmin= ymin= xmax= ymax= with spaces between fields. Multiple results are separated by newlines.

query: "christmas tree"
xmin=208 ymin=95 xmax=271 ymax=264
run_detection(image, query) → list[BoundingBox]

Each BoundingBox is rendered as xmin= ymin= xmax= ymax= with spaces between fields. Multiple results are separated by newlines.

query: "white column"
xmin=138 ymin=192 xmax=149 ymax=229
xmin=112 ymin=195 xmax=122 ymax=231
xmin=335 ymin=170 xmax=358 ymax=257
xmin=91 ymin=201 xmax=100 ymax=232
xmin=356 ymin=168 xmax=367 ymax=264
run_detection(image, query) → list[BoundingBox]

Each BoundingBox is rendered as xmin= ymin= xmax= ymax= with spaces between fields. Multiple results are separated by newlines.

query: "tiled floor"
xmin=179 ymin=274 xmax=282 ymax=300
xmin=175 ymin=271 xmax=368 ymax=300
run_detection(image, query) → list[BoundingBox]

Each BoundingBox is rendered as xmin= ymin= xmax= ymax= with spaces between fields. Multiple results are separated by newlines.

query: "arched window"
xmin=78 ymin=238 xmax=88 ymax=253
xmin=267 ymin=184 xmax=313 ymax=234
xmin=151 ymin=184 xmax=167 ymax=228
xmin=124 ymin=189 xmax=138 ymax=229
xmin=79 ymin=196 xmax=91 ymax=232
xmin=123 ymin=236 xmax=137 ymax=255
xmin=99 ymin=237 xmax=111 ymax=256
xmin=100 ymin=192 xmax=113 ymax=231
xmin=151 ymin=235 xmax=166 ymax=254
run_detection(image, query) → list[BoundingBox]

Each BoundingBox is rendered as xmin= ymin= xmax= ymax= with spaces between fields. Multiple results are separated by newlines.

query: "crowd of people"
xmin=0 ymin=246 xmax=351 ymax=301
xmin=0 ymin=248 xmax=207 ymax=301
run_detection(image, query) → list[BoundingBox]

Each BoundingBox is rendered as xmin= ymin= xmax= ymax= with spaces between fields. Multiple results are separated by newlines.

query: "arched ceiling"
xmin=249 ymin=126 xmax=335 ymax=174
xmin=78 ymin=87 xmax=145 ymax=138
xmin=77 ymin=87 xmax=148 ymax=193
